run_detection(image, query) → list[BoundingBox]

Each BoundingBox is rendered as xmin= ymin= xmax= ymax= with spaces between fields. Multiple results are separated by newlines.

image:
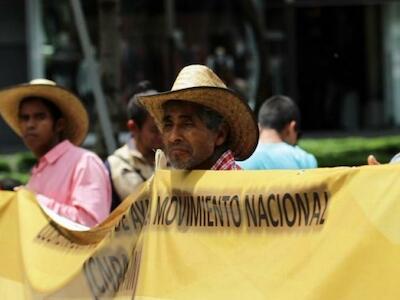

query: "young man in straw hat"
xmin=0 ymin=79 xmax=111 ymax=227
xmin=139 ymin=64 xmax=258 ymax=170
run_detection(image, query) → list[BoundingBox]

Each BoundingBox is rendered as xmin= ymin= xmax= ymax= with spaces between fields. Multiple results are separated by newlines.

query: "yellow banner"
xmin=1 ymin=164 xmax=400 ymax=299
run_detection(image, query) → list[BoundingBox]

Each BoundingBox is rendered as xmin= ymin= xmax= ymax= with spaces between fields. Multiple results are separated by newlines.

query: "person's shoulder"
xmin=390 ymin=152 xmax=400 ymax=164
xmin=237 ymin=144 xmax=274 ymax=169
xmin=293 ymin=145 xmax=314 ymax=157
xmin=251 ymin=142 xmax=278 ymax=154
xmin=106 ymin=144 xmax=138 ymax=170
xmin=72 ymin=145 xmax=104 ymax=164
xmin=293 ymin=145 xmax=317 ymax=167
xmin=107 ymin=144 xmax=129 ymax=160
xmin=258 ymin=142 xmax=293 ymax=156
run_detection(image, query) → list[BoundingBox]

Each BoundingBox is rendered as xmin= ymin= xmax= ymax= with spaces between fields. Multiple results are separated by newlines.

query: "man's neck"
xmin=34 ymin=139 xmax=63 ymax=159
xmin=134 ymin=139 xmax=155 ymax=166
xmin=191 ymin=147 xmax=227 ymax=170
xmin=259 ymin=128 xmax=283 ymax=144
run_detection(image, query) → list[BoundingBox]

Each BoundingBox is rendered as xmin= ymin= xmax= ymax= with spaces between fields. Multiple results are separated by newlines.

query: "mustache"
xmin=167 ymin=143 xmax=191 ymax=153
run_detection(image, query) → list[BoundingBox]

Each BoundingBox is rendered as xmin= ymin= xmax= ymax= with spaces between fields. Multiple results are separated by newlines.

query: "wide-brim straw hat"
xmin=138 ymin=64 xmax=258 ymax=161
xmin=0 ymin=79 xmax=88 ymax=145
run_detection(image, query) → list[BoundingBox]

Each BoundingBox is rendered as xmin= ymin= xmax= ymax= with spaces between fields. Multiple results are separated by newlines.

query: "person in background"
xmin=138 ymin=64 xmax=258 ymax=170
xmin=106 ymin=81 xmax=163 ymax=210
xmin=0 ymin=79 xmax=111 ymax=227
xmin=238 ymin=95 xmax=317 ymax=170
xmin=367 ymin=153 xmax=400 ymax=165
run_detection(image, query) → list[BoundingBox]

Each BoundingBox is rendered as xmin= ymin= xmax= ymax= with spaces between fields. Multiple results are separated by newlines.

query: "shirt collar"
xmin=127 ymin=138 xmax=146 ymax=161
xmin=40 ymin=140 xmax=72 ymax=165
xmin=211 ymin=150 xmax=242 ymax=170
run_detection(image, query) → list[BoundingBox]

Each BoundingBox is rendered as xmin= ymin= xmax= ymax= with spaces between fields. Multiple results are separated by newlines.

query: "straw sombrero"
xmin=0 ymin=79 xmax=88 ymax=145
xmin=139 ymin=64 xmax=258 ymax=161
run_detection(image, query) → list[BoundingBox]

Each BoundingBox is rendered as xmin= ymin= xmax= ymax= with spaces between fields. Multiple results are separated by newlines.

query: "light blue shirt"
xmin=390 ymin=152 xmax=400 ymax=164
xmin=238 ymin=142 xmax=317 ymax=170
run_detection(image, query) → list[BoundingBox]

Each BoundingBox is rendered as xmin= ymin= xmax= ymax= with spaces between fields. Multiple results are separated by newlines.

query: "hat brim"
xmin=139 ymin=86 xmax=258 ymax=161
xmin=0 ymin=84 xmax=88 ymax=145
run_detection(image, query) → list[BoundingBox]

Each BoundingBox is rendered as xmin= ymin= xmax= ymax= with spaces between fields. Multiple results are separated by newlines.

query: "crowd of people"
xmin=0 ymin=64 xmax=394 ymax=228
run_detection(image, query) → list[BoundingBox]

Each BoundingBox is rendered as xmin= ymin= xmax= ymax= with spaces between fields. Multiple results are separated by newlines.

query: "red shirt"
xmin=211 ymin=150 xmax=242 ymax=170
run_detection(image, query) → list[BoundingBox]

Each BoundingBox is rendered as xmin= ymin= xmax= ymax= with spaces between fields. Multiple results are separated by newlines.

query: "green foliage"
xmin=0 ymin=152 xmax=35 ymax=185
xmin=0 ymin=160 xmax=11 ymax=172
xmin=0 ymin=172 xmax=29 ymax=185
xmin=299 ymin=135 xmax=400 ymax=167
xmin=16 ymin=153 xmax=36 ymax=173
xmin=0 ymin=136 xmax=399 ymax=176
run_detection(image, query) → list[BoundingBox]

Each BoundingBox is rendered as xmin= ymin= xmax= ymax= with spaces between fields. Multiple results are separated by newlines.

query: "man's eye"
xmin=163 ymin=123 xmax=172 ymax=130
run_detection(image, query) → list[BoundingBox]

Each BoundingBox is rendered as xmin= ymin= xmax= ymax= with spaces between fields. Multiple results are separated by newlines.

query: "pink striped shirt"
xmin=27 ymin=140 xmax=111 ymax=227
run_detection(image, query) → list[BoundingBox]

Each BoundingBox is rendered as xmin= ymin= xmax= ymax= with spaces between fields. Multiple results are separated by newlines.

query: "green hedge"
xmin=0 ymin=136 xmax=399 ymax=179
xmin=0 ymin=172 xmax=29 ymax=185
xmin=299 ymin=135 xmax=400 ymax=167
xmin=0 ymin=152 xmax=35 ymax=184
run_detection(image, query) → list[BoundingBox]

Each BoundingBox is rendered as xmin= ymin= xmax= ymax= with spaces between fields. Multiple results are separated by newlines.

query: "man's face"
xmin=134 ymin=115 xmax=163 ymax=162
xmin=18 ymin=99 xmax=63 ymax=158
xmin=161 ymin=102 xmax=226 ymax=170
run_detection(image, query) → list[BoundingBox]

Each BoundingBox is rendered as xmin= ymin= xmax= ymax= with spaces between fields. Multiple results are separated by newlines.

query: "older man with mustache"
xmin=139 ymin=64 xmax=258 ymax=170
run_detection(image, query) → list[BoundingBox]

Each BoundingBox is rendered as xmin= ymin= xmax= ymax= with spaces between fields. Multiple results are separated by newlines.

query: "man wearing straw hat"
xmin=139 ymin=64 xmax=258 ymax=170
xmin=0 ymin=79 xmax=111 ymax=227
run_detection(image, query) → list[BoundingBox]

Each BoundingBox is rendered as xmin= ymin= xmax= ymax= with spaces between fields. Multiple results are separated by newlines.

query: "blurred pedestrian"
xmin=106 ymin=81 xmax=163 ymax=209
xmin=239 ymin=95 xmax=317 ymax=170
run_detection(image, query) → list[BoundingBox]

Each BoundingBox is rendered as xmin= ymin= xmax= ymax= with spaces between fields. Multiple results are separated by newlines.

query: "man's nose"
xmin=167 ymin=125 xmax=182 ymax=143
xmin=26 ymin=118 xmax=36 ymax=128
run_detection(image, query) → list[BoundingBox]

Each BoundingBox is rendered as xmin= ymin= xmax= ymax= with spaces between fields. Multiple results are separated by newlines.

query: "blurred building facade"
xmin=1 ymin=0 xmax=400 ymax=153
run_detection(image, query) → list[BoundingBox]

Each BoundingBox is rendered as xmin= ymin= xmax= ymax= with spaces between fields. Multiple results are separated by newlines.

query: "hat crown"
xmin=171 ymin=65 xmax=227 ymax=91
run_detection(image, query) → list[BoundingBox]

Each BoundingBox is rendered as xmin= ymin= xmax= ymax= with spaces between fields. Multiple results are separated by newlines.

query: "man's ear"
xmin=288 ymin=120 xmax=297 ymax=133
xmin=215 ymin=122 xmax=229 ymax=147
xmin=282 ymin=120 xmax=297 ymax=145
xmin=127 ymin=120 xmax=139 ymax=136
